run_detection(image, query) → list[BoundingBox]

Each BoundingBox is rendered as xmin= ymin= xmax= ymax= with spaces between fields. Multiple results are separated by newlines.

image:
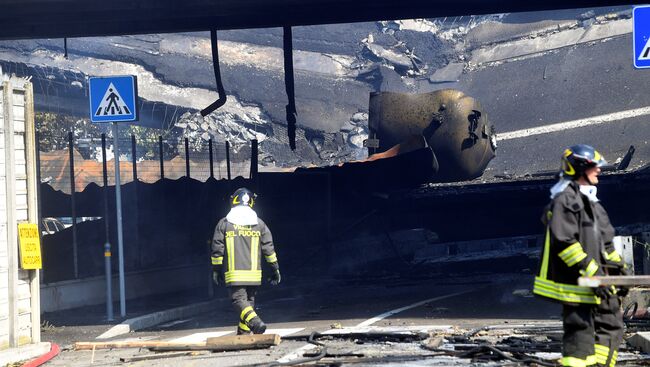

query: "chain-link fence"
xmin=38 ymin=131 xmax=253 ymax=193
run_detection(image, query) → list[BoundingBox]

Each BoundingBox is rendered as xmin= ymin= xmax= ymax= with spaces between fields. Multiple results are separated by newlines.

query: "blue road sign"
xmin=634 ymin=6 xmax=650 ymax=69
xmin=89 ymin=76 xmax=138 ymax=122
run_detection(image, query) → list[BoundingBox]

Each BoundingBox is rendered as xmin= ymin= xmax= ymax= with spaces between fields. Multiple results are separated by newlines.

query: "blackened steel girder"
xmin=284 ymin=26 xmax=297 ymax=151
xmin=201 ymin=29 xmax=227 ymax=117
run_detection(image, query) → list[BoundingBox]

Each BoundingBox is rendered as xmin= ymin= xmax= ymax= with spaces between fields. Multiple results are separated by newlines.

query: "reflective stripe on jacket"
xmin=211 ymin=217 xmax=278 ymax=286
xmin=533 ymin=181 xmax=612 ymax=305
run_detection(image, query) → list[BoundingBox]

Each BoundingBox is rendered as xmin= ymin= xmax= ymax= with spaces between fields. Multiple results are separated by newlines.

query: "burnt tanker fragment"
xmin=368 ymin=89 xmax=497 ymax=182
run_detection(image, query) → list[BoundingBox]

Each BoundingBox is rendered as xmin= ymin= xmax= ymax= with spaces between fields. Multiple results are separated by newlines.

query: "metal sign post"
xmin=113 ymin=122 xmax=126 ymax=317
xmin=89 ymin=75 xmax=138 ymax=319
xmin=101 ymin=134 xmax=113 ymax=321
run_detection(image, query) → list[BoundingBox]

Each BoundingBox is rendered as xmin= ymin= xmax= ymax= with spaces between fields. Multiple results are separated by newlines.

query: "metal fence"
xmin=37 ymin=131 xmax=253 ymax=193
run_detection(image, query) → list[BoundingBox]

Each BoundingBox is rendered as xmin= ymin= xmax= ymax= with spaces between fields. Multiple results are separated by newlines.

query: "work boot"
xmin=237 ymin=321 xmax=252 ymax=335
xmin=248 ymin=316 xmax=266 ymax=334
xmin=236 ymin=326 xmax=252 ymax=335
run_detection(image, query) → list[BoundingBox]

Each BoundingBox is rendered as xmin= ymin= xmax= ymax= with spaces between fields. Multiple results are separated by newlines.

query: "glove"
xmin=594 ymin=286 xmax=612 ymax=299
xmin=269 ymin=268 xmax=281 ymax=286
xmin=617 ymin=286 xmax=629 ymax=298
xmin=212 ymin=266 xmax=224 ymax=286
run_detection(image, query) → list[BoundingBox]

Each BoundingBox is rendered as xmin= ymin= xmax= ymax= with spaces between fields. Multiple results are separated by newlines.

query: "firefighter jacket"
xmin=533 ymin=181 xmax=622 ymax=305
xmin=211 ymin=217 xmax=279 ymax=286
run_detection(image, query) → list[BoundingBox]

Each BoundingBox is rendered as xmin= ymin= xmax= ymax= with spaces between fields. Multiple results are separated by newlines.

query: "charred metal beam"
xmin=284 ymin=26 xmax=297 ymax=151
xmin=200 ymin=29 xmax=227 ymax=117
xmin=617 ymin=145 xmax=635 ymax=170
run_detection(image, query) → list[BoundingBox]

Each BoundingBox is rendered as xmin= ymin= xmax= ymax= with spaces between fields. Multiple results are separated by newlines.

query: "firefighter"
xmin=533 ymin=144 xmax=627 ymax=367
xmin=211 ymin=187 xmax=281 ymax=335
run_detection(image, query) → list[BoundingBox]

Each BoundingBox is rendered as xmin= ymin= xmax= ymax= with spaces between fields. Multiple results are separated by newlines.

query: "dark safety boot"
xmin=248 ymin=316 xmax=267 ymax=334
xmin=237 ymin=322 xmax=252 ymax=335
xmin=237 ymin=327 xmax=252 ymax=335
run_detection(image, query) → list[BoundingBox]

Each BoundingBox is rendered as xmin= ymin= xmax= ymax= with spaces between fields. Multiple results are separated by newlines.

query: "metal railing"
xmin=38 ymin=132 xmax=253 ymax=193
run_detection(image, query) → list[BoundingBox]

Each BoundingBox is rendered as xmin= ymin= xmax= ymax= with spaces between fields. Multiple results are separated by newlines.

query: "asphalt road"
xmin=462 ymin=33 xmax=650 ymax=177
xmin=43 ymin=273 xmax=560 ymax=366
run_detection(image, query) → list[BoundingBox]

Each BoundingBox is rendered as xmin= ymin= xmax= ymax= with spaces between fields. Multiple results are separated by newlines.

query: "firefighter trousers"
xmin=594 ymin=294 xmax=624 ymax=367
xmin=562 ymin=295 xmax=624 ymax=367
xmin=228 ymin=286 xmax=259 ymax=333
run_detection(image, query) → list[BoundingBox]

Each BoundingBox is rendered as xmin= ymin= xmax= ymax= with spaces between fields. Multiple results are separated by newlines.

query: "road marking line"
xmin=96 ymin=300 xmax=218 ymax=339
xmin=276 ymin=289 xmax=473 ymax=363
xmin=277 ymin=344 xmax=318 ymax=363
xmin=498 ymin=106 xmax=650 ymax=141
xmin=168 ymin=328 xmax=304 ymax=344
xmin=114 ymin=335 xmax=160 ymax=342
xmin=355 ymin=290 xmax=472 ymax=328
xmin=170 ymin=331 xmax=233 ymax=343
xmin=266 ymin=328 xmax=305 ymax=337
xmin=96 ymin=324 xmax=130 ymax=340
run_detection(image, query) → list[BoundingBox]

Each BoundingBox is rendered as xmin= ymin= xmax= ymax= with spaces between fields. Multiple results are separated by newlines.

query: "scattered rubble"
xmin=176 ymin=111 xmax=270 ymax=151
xmin=174 ymin=108 xmax=368 ymax=167
xmin=281 ymin=323 xmax=649 ymax=366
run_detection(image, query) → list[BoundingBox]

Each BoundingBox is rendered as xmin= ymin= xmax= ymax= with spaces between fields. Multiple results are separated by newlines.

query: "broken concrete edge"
xmin=627 ymin=332 xmax=650 ymax=353
xmin=96 ymin=299 xmax=219 ymax=340
xmin=0 ymin=342 xmax=51 ymax=366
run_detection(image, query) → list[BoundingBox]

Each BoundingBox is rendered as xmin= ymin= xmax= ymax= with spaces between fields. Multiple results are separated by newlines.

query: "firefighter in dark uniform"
xmin=211 ymin=187 xmax=281 ymax=334
xmin=533 ymin=145 xmax=628 ymax=367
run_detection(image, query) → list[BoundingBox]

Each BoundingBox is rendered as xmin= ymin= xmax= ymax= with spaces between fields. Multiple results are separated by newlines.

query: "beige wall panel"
xmin=15 ymin=209 xmax=28 ymax=222
xmin=13 ymin=137 xmax=25 ymax=151
xmin=10 ymin=91 xmax=24 ymax=106
xmin=17 ymin=298 xmax=30 ymax=316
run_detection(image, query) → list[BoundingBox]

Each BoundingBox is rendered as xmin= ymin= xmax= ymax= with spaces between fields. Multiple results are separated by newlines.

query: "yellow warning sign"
xmin=18 ymin=223 xmax=42 ymax=269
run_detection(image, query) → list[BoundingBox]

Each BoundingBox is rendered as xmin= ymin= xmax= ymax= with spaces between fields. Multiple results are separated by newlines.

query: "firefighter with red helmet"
xmin=211 ymin=187 xmax=281 ymax=334
xmin=533 ymin=144 xmax=628 ymax=367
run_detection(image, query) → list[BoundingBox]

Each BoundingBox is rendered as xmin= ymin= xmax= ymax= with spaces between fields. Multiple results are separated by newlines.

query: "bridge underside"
xmin=0 ymin=0 xmax=635 ymax=40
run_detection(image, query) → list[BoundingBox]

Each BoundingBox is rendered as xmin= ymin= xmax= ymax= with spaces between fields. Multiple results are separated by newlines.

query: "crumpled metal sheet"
xmin=368 ymin=89 xmax=496 ymax=182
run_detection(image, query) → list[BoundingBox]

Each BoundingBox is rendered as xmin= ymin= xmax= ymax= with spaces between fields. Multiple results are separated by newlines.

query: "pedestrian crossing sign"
xmin=89 ymin=75 xmax=138 ymax=122
xmin=634 ymin=6 xmax=650 ymax=69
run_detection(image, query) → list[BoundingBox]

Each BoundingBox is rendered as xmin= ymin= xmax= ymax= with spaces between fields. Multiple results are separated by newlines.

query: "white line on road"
xmin=114 ymin=335 xmax=160 ymax=342
xmin=355 ymin=290 xmax=472 ymax=328
xmin=497 ymin=106 xmax=650 ymax=141
xmin=171 ymin=331 xmax=233 ymax=343
xmin=168 ymin=328 xmax=305 ymax=344
xmin=267 ymin=328 xmax=305 ymax=337
xmin=276 ymin=289 xmax=474 ymax=363
xmin=277 ymin=344 xmax=318 ymax=364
